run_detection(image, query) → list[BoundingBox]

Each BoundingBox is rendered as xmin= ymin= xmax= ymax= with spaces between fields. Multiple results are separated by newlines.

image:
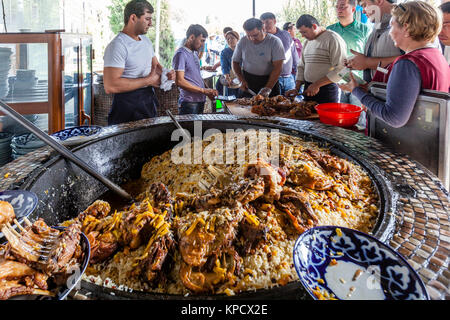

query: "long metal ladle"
xmin=0 ymin=99 xmax=133 ymax=201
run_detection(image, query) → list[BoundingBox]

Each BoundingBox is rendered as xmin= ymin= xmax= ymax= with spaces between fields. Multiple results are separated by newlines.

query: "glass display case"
xmin=0 ymin=32 xmax=93 ymax=133
xmin=0 ymin=32 xmax=93 ymax=165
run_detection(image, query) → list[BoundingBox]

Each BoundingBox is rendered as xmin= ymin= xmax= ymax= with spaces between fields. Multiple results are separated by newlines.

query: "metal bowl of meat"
xmin=0 ymin=220 xmax=90 ymax=300
xmin=15 ymin=115 xmax=397 ymax=299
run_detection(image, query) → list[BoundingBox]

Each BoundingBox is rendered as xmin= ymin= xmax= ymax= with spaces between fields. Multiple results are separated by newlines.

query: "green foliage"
xmin=280 ymin=0 xmax=337 ymax=42
xmin=107 ymin=0 xmax=175 ymax=68
xmin=4 ymin=0 xmax=60 ymax=31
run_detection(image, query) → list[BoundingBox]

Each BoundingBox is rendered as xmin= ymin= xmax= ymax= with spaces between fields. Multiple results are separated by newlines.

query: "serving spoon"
xmin=0 ymin=99 xmax=133 ymax=201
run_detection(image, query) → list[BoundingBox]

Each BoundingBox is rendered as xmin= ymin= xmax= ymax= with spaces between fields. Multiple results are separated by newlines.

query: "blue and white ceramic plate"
xmin=11 ymin=133 xmax=45 ymax=150
xmin=293 ymin=226 xmax=429 ymax=300
xmin=0 ymin=190 xmax=38 ymax=224
xmin=51 ymin=125 xmax=102 ymax=146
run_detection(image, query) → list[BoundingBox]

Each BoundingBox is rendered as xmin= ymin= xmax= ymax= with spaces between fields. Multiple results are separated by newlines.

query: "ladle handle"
xmin=166 ymin=110 xmax=191 ymax=141
xmin=0 ymin=99 xmax=133 ymax=201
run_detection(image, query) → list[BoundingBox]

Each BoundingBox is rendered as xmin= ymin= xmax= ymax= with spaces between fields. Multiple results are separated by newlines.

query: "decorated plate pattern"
xmin=293 ymin=226 xmax=429 ymax=300
xmin=0 ymin=189 xmax=38 ymax=224
xmin=51 ymin=126 xmax=102 ymax=146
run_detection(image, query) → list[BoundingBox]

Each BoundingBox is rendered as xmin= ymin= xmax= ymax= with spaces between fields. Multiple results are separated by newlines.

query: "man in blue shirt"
xmin=172 ymin=24 xmax=218 ymax=114
xmin=260 ymin=12 xmax=299 ymax=95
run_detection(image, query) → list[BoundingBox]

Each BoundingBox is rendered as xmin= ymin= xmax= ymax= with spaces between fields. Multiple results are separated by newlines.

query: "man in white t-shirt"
xmin=103 ymin=0 xmax=175 ymax=125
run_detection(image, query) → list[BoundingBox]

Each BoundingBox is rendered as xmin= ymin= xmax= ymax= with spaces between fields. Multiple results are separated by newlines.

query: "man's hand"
xmin=224 ymin=75 xmax=232 ymax=86
xmin=152 ymin=58 xmax=163 ymax=76
xmin=239 ymin=79 xmax=249 ymax=92
xmin=345 ymin=49 xmax=368 ymax=71
xmin=203 ymin=88 xmax=218 ymax=100
xmin=258 ymin=87 xmax=272 ymax=97
xmin=201 ymin=66 xmax=216 ymax=72
xmin=303 ymin=82 xmax=320 ymax=97
xmin=337 ymin=72 xmax=359 ymax=93
xmin=285 ymin=89 xmax=299 ymax=97
xmin=166 ymin=69 xmax=176 ymax=81
xmin=146 ymin=68 xmax=161 ymax=87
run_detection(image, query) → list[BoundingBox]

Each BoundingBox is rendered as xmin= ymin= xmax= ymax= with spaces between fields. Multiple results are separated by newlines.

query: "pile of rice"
xmin=81 ymin=132 xmax=379 ymax=296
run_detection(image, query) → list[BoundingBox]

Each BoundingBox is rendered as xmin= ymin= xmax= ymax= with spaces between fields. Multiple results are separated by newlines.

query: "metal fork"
xmin=1 ymin=218 xmax=59 ymax=263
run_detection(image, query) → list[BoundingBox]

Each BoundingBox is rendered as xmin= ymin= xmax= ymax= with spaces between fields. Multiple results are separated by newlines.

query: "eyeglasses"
xmin=398 ymin=3 xmax=407 ymax=12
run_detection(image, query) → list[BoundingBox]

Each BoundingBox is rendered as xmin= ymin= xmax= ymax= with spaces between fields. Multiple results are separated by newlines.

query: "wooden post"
xmin=155 ymin=0 xmax=161 ymax=59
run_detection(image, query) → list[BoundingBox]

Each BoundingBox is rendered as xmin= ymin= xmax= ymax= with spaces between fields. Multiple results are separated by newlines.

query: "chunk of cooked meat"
xmin=0 ymin=279 xmax=51 ymax=300
xmin=180 ymin=248 xmax=242 ymax=294
xmin=176 ymin=189 xmax=223 ymax=211
xmin=149 ymin=182 xmax=172 ymax=206
xmin=244 ymin=159 xmax=286 ymax=201
xmin=118 ymin=206 xmax=154 ymax=249
xmin=177 ymin=177 xmax=266 ymax=211
xmin=288 ymin=160 xmax=334 ymax=190
xmin=177 ymin=206 xmax=244 ymax=268
xmin=276 ymin=187 xmax=318 ymax=234
xmin=0 ymin=279 xmax=36 ymax=300
xmin=87 ymin=231 xmax=119 ymax=264
xmin=81 ymin=200 xmax=111 ymax=220
xmin=228 ymin=177 xmax=266 ymax=205
xmin=0 ymin=260 xmax=50 ymax=300
xmin=44 ymin=222 xmax=82 ymax=274
xmin=0 ymin=260 xmax=42 ymax=281
xmin=0 ymin=201 xmax=15 ymax=228
xmin=305 ymin=149 xmax=351 ymax=178
xmin=179 ymin=222 xmax=215 ymax=267
xmin=237 ymin=220 xmax=269 ymax=256
xmin=251 ymin=104 xmax=277 ymax=116
xmin=134 ymin=233 xmax=175 ymax=283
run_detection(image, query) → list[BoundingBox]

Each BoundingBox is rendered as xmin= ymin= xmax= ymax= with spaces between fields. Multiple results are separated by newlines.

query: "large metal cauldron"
xmin=18 ymin=115 xmax=397 ymax=300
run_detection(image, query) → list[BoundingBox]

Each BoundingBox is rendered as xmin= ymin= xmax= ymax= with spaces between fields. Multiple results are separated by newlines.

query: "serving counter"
xmin=0 ymin=114 xmax=448 ymax=300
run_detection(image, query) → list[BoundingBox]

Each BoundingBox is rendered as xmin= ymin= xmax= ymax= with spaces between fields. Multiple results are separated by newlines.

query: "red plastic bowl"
xmin=315 ymin=103 xmax=364 ymax=127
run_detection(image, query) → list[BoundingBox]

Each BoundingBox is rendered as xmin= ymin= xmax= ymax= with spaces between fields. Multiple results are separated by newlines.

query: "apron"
xmin=241 ymin=70 xmax=281 ymax=98
xmin=108 ymin=86 xmax=159 ymax=125
xmin=303 ymin=82 xmax=339 ymax=104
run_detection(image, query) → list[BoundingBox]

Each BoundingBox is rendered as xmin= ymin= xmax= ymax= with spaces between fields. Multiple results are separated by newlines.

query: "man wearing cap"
xmin=232 ymin=18 xmax=285 ymax=97
xmin=260 ymin=12 xmax=300 ymax=95
xmin=103 ymin=0 xmax=175 ymax=125
xmin=345 ymin=0 xmax=402 ymax=83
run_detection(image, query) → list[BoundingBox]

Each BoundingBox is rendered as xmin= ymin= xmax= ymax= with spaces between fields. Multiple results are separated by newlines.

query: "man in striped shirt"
xmin=286 ymin=15 xmax=347 ymax=104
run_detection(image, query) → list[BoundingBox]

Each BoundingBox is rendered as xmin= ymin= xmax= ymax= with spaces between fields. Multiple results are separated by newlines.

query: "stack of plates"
xmin=0 ymin=114 xmax=39 ymax=136
xmin=0 ymin=47 xmax=12 ymax=98
xmin=10 ymin=132 xmax=46 ymax=160
xmin=65 ymin=113 xmax=75 ymax=128
xmin=0 ymin=132 xmax=12 ymax=166
xmin=12 ymin=69 xmax=37 ymax=91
